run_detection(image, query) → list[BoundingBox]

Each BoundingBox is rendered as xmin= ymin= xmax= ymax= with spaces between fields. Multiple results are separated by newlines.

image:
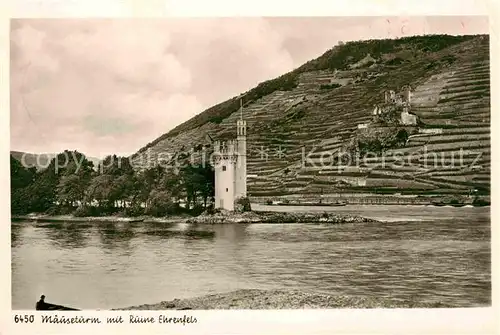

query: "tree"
xmin=10 ymin=156 xmax=36 ymax=214
xmin=146 ymin=189 xmax=179 ymax=217
xmin=79 ymin=155 xmax=138 ymax=214
xmin=111 ymin=174 xmax=136 ymax=208
xmin=99 ymin=155 xmax=134 ymax=176
xmin=10 ymin=155 xmax=36 ymax=190
xmin=179 ymin=164 xmax=214 ymax=209
xmin=84 ymin=174 xmax=114 ymax=211
xmin=132 ymin=165 xmax=166 ymax=209
xmin=197 ymin=165 xmax=215 ymax=208
xmin=157 ymin=170 xmax=183 ymax=199
xmin=55 ymin=151 xmax=94 ymax=209
xmin=23 ymin=153 xmax=65 ymax=213
xmin=57 ymin=174 xmax=84 ymax=207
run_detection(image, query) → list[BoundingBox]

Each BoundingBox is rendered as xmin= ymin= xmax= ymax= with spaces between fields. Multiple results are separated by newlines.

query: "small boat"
xmin=328 ymin=202 xmax=347 ymax=207
xmin=35 ymin=295 xmax=80 ymax=311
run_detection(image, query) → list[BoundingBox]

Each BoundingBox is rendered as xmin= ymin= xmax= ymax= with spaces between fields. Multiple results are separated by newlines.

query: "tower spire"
xmin=240 ymin=98 xmax=243 ymax=120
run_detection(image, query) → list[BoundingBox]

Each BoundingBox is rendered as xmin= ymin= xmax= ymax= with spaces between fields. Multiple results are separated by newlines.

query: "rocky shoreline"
xmin=186 ymin=210 xmax=376 ymax=224
xmin=116 ymin=289 xmax=452 ymax=310
xmin=11 ymin=214 xmax=145 ymax=223
xmin=12 ymin=211 xmax=376 ymax=225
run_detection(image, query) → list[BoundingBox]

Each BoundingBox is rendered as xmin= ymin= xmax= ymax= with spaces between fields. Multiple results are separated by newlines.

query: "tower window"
xmin=222 ymin=166 xmax=227 ymax=171
xmin=226 ymin=188 xmax=228 ymax=192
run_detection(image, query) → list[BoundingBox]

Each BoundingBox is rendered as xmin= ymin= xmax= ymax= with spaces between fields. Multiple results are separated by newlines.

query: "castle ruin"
xmin=384 ymin=85 xmax=412 ymax=106
xmin=363 ymin=85 xmax=417 ymax=127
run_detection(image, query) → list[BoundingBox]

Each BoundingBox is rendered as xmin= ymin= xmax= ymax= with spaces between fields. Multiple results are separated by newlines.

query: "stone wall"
xmin=401 ymin=111 xmax=417 ymax=125
xmin=419 ymin=128 xmax=443 ymax=134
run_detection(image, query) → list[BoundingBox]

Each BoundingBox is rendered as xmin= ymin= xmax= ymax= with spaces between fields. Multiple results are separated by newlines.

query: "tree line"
xmin=10 ymin=150 xmax=215 ymax=217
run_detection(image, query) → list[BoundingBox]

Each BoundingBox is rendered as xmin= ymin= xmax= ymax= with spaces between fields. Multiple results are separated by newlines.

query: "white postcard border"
xmin=1 ymin=1 xmax=498 ymax=334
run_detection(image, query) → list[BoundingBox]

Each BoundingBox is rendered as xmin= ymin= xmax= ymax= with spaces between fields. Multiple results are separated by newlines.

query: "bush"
xmin=190 ymin=203 xmax=205 ymax=216
xmin=395 ymin=129 xmax=409 ymax=144
xmin=265 ymin=199 xmax=274 ymax=205
xmin=360 ymin=60 xmax=375 ymax=68
xmin=146 ymin=190 xmax=180 ymax=217
xmin=121 ymin=205 xmax=144 ymax=217
xmin=319 ymin=83 xmax=342 ymax=90
xmin=442 ymin=54 xmax=457 ymax=65
xmin=287 ymin=109 xmax=307 ymax=120
xmin=73 ymin=205 xmax=99 ymax=217
xmin=385 ymin=57 xmax=405 ymax=65
xmin=45 ymin=205 xmax=75 ymax=216
xmin=234 ymin=197 xmax=252 ymax=212
xmin=203 ymin=205 xmax=218 ymax=215
xmin=45 ymin=206 xmax=60 ymax=216
xmin=59 ymin=206 xmax=76 ymax=215
xmin=425 ymin=61 xmax=438 ymax=70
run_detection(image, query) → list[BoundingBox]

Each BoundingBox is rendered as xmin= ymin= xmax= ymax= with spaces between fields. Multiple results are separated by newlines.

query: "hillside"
xmin=130 ymin=34 xmax=490 ymax=203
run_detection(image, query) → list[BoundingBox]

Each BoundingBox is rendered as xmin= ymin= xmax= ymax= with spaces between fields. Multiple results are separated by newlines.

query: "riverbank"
xmin=12 ymin=210 xmax=375 ymax=224
xmin=186 ymin=210 xmax=376 ymax=224
xmin=11 ymin=214 xmax=189 ymax=224
xmin=117 ymin=289 xmax=453 ymax=310
xmin=11 ymin=214 xmax=145 ymax=223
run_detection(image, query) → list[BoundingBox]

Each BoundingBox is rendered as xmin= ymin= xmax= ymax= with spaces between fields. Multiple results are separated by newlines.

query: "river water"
xmin=11 ymin=205 xmax=490 ymax=310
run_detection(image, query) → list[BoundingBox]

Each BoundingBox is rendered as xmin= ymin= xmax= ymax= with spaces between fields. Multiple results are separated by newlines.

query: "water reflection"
xmin=184 ymin=229 xmax=216 ymax=240
xmin=139 ymin=222 xmax=217 ymax=241
xmin=142 ymin=227 xmax=216 ymax=240
xmin=11 ymin=223 xmax=23 ymax=248
xmin=142 ymin=221 xmax=177 ymax=231
xmin=97 ymin=222 xmax=136 ymax=250
xmin=214 ymin=224 xmax=248 ymax=243
xmin=42 ymin=222 xmax=91 ymax=249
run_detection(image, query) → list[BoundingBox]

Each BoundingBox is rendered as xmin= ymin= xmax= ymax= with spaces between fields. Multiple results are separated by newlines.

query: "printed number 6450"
xmin=14 ymin=315 xmax=35 ymax=323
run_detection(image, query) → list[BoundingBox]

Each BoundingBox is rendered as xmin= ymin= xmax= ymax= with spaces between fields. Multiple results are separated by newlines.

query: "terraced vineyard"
xmin=131 ymin=35 xmax=490 ymax=203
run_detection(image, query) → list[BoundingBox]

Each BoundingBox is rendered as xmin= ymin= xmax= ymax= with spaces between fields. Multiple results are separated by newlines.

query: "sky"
xmin=10 ymin=16 xmax=489 ymax=158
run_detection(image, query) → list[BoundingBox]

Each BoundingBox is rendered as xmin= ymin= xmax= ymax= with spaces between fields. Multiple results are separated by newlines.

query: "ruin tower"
xmin=402 ymin=85 xmax=412 ymax=104
xmin=213 ymin=99 xmax=247 ymax=211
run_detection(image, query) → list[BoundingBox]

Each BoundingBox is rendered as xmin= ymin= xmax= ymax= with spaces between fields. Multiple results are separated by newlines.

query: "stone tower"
xmin=402 ymin=85 xmax=412 ymax=104
xmin=213 ymin=99 xmax=247 ymax=211
xmin=235 ymin=101 xmax=247 ymax=199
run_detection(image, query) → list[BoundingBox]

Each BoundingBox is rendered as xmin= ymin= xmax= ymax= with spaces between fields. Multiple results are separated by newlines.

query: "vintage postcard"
xmin=2 ymin=0 xmax=498 ymax=334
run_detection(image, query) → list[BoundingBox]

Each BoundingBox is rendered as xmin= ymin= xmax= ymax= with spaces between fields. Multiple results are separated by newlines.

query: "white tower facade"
xmin=213 ymin=100 xmax=247 ymax=211
xmin=213 ymin=140 xmax=238 ymax=211
xmin=235 ymin=118 xmax=247 ymax=199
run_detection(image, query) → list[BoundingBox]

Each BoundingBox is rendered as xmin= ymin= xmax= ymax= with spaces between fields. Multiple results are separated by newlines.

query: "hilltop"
xmin=130 ymin=34 xmax=490 ymax=203
xmin=10 ymin=151 xmax=101 ymax=171
xmin=10 ymin=151 xmax=54 ymax=170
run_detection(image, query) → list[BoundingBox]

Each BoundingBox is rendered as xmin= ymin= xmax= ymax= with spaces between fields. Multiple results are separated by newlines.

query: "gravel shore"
xmin=186 ymin=211 xmax=376 ymax=224
xmin=11 ymin=214 xmax=145 ymax=223
xmin=12 ymin=211 xmax=374 ymax=225
xmin=117 ymin=289 xmax=452 ymax=310
xmin=12 ymin=214 xmax=190 ymax=224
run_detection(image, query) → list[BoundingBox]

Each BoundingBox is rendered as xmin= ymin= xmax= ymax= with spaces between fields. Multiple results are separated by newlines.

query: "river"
xmin=11 ymin=205 xmax=490 ymax=310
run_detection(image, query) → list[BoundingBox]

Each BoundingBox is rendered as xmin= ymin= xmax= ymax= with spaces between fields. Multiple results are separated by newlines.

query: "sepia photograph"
xmin=10 ymin=16 xmax=491 ymax=312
